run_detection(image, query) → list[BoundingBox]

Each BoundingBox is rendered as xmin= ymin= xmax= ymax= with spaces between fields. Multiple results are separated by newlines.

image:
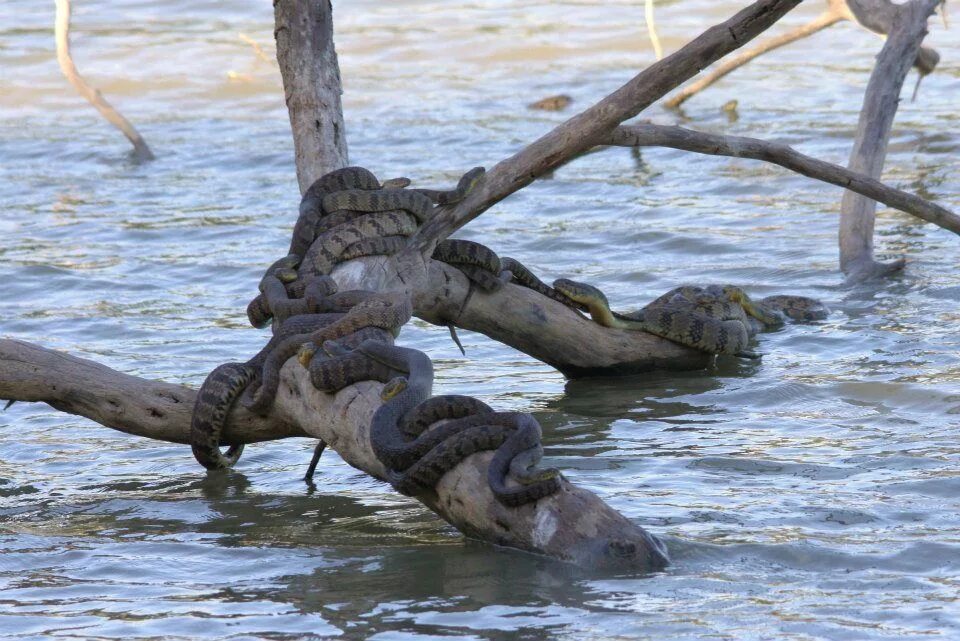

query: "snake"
xmin=243 ymin=291 xmax=414 ymax=414
xmin=648 ymin=285 xmax=827 ymax=325
xmin=553 ymin=278 xmax=755 ymax=357
xmin=754 ymin=294 xmax=828 ymax=322
xmin=190 ymin=362 xmax=257 ymax=470
xmin=410 ymin=166 xmax=486 ymax=205
xmin=399 ymin=395 xmax=493 ymax=438
xmin=189 ymin=308 xmax=356 ymax=470
xmin=385 ymin=409 xmax=561 ymax=505
xmin=300 ymin=211 xmax=420 ymax=279
xmin=354 ymin=340 xmax=560 ymax=506
xmin=500 ymin=257 xmax=587 ymax=311
xmin=431 ymin=239 xmax=506 ymax=293
xmin=291 ymin=166 xmax=382 ymax=258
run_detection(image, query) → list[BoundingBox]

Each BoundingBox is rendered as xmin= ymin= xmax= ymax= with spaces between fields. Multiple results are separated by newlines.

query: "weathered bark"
xmin=410 ymin=0 xmax=805 ymax=254
xmin=0 ymin=262 xmax=670 ymax=570
xmin=603 ymin=124 xmax=960 ymax=235
xmin=839 ymin=0 xmax=942 ymax=282
xmin=0 ymin=339 xmax=302 ymax=445
xmin=274 ymin=0 xmax=349 ymax=194
xmin=54 ymin=0 xmax=154 ymax=160
xmin=411 ymin=259 xmax=709 ymax=377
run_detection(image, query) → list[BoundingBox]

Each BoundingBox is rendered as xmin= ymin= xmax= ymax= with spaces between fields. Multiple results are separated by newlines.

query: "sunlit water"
xmin=1 ymin=1 xmax=958 ymax=638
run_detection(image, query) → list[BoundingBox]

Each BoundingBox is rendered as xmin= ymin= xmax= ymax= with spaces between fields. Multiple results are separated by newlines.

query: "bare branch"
xmin=409 ymin=0 xmax=804 ymax=254
xmin=54 ymin=0 xmax=154 ymax=161
xmin=645 ymin=0 xmax=664 ymax=60
xmin=412 ymin=260 xmax=710 ymax=378
xmin=603 ymin=124 xmax=960 ymax=235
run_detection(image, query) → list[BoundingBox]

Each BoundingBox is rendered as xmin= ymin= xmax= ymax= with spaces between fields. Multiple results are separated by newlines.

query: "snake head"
xmin=380 ymin=176 xmax=411 ymax=189
xmin=552 ymin=278 xmax=609 ymax=308
xmin=274 ymin=268 xmax=299 ymax=284
xmin=380 ymin=377 xmax=408 ymax=401
xmin=297 ymin=342 xmax=318 ymax=367
xmin=459 ymin=166 xmax=486 ymax=195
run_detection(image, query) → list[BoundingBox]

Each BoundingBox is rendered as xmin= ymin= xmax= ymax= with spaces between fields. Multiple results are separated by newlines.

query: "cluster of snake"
xmin=189 ymin=165 xmax=562 ymax=508
xmin=550 ymin=281 xmax=828 ymax=357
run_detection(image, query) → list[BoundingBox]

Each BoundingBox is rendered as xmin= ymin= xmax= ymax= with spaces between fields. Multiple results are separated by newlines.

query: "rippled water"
xmin=1 ymin=0 xmax=959 ymax=638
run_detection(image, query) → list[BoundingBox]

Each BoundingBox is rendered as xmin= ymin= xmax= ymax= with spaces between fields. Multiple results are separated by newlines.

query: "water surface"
xmin=1 ymin=1 xmax=959 ymax=638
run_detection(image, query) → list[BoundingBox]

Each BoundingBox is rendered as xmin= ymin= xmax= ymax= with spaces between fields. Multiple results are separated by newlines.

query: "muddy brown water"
xmin=1 ymin=1 xmax=959 ymax=639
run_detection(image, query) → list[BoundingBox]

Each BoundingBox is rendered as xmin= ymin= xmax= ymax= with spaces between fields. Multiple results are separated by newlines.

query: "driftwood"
xmin=54 ymin=0 xmax=153 ymax=160
xmin=274 ymin=0 xmax=348 ymax=193
xmin=839 ymin=0 xmax=945 ymax=282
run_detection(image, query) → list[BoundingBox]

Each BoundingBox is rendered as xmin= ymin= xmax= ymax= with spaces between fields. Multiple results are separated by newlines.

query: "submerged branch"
xmin=54 ymin=0 xmax=154 ymax=161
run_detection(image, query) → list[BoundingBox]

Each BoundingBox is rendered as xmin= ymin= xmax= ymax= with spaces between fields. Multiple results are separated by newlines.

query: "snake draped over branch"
xmin=188 ymin=165 xmax=564 ymax=509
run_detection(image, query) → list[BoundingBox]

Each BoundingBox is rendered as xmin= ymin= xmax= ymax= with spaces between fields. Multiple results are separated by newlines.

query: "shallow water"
xmin=1 ymin=0 xmax=959 ymax=638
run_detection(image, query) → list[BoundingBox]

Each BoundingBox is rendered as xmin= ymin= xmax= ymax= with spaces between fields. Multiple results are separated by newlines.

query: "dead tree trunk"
xmin=839 ymin=0 xmax=944 ymax=282
xmin=274 ymin=0 xmax=349 ymax=193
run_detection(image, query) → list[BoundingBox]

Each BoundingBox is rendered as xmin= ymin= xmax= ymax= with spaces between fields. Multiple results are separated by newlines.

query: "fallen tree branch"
xmin=409 ymin=259 xmax=710 ymax=378
xmin=0 ymin=339 xmax=302 ymax=444
xmin=603 ymin=124 xmax=960 ymax=235
xmin=0 ymin=267 xmax=670 ymax=571
xmin=839 ymin=0 xmax=943 ymax=282
xmin=409 ymin=0 xmax=804 ymax=254
xmin=54 ymin=0 xmax=154 ymax=161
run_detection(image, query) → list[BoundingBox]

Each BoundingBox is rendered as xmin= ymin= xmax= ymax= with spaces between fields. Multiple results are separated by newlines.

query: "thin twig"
xmin=645 ymin=0 xmax=664 ymax=60
xmin=54 ymin=0 xmax=154 ymax=160
xmin=664 ymin=5 xmax=847 ymax=109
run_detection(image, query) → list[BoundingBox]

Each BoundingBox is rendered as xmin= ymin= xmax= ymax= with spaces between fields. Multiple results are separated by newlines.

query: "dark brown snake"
xmin=351 ymin=340 xmax=560 ymax=506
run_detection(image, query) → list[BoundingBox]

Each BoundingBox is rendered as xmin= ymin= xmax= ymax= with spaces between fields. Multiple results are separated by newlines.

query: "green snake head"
xmin=552 ymin=278 xmax=616 ymax=327
xmin=380 ymin=376 xmax=409 ymax=401
xmin=297 ymin=342 xmax=318 ymax=367
xmin=458 ymin=166 xmax=486 ymax=196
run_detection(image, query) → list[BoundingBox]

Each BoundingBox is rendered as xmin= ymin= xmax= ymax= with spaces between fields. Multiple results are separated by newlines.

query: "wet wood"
xmin=0 ymin=339 xmax=303 ymax=445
